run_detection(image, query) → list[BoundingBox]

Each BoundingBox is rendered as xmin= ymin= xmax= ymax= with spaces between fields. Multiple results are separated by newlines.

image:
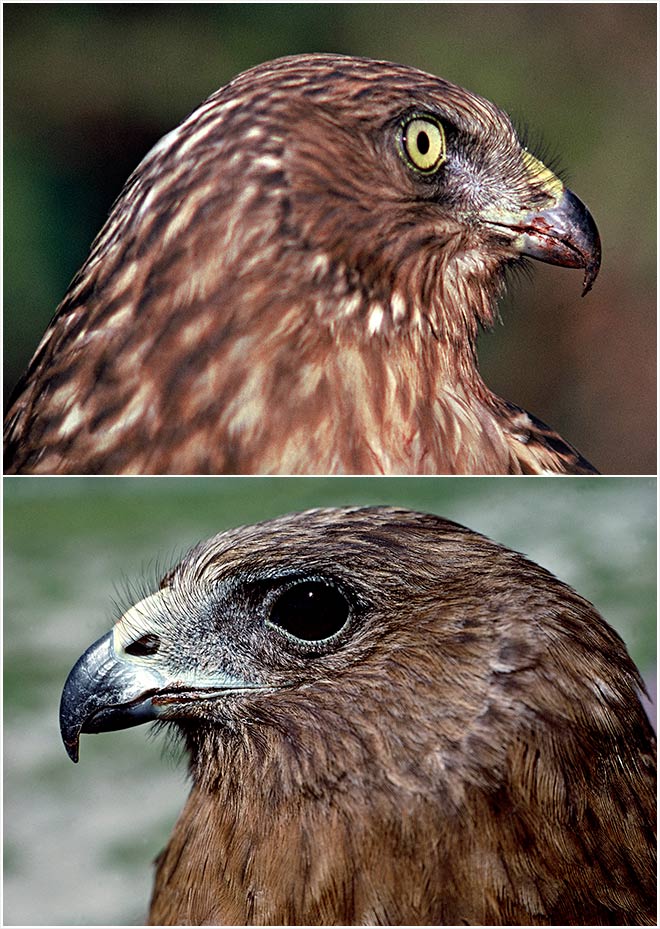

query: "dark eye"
xmin=268 ymin=581 xmax=350 ymax=642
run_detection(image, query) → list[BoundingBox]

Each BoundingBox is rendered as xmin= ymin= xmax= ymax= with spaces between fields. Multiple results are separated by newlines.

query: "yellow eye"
xmin=400 ymin=116 xmax=446 ymax=174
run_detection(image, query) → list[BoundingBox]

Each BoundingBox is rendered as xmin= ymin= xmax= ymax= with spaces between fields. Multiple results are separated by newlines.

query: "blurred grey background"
xmin=3 ymin=3 xmax=656 ymax=473
xmin=3 ymin=475 xmax=657 ymax=925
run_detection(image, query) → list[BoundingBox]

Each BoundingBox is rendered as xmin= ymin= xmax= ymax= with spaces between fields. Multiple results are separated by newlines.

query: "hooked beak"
xmin=59 ymin=630 xmax=168 ymax=763
xmin=60 ymin=592 xmax=264 ymax=763
xmin=513 ymin=187 xmax=601 ymax=295
xmin=481 ymin=150 xmax=601 ymax=295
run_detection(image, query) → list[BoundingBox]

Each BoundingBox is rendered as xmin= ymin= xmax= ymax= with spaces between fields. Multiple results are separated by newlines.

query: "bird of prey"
xmin=5 ymin=55 xmax=601 ymax=476
xmin=5 ymin=55 xmax=601 ymax=475
xmin=60 ymin=506 xmax=655 ymax=926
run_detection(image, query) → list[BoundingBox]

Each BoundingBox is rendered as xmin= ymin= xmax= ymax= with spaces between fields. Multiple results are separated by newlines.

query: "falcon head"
xmin=147 ymin=53 xmax=600 ymax=340
xmin=59 ymin=507 xmax=654 ymax=925
xmin=5 ymin=55 xmax=601 ymax=474
xmin=247 ymin=55 xmax=601 ymax=335
xmin=59 ymin=505 xmax=646 ymax=771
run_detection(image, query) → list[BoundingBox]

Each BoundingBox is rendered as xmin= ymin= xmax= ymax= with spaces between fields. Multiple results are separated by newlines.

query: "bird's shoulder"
xmin=497 ymin=402 xmax=598 ymax=475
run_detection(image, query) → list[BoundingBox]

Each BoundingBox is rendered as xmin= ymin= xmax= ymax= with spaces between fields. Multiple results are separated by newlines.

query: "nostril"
xmin=125 ymin=633 xmax=160 ymax=657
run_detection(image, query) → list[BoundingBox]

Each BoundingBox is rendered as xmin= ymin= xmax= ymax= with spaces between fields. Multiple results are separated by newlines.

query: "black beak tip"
xmin=572 ymin=191 xmax=601 ymax=297
xmin=64 ymin=738 xmax=80 ymax=764
xmin=580 ymin=222 xmax=601 ymax=297
xmin=581 ymin=262 xmax=598 ymax=297
xmin=60 ymin=698 xmax=81 ymax=763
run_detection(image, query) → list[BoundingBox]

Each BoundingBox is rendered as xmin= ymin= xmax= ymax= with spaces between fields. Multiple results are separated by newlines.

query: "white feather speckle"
xmin=251 ymin=154 xmax=281 ymax=171
xmin=391 ymin=292 xmax=407 ymax=323
xmin=309 ymin=253 xmax=330 ymax=278
xmin=339 ymin=292 xmax=362 ymax=318
xmin=367 ymin=304 xmax=384 ymax=335
xmin=57 ymin=405 xmax=85 ymax=439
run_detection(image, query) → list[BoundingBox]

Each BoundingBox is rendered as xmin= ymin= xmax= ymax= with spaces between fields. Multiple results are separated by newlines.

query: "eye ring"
xmin=398 ymin=115 xmax=446 ymax=175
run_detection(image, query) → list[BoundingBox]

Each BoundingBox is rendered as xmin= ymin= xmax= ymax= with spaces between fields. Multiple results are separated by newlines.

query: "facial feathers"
xmin=60 ymin=506 xmax=655 ymax=925
xmin=5 ymin=54 xmax=600 ymax=475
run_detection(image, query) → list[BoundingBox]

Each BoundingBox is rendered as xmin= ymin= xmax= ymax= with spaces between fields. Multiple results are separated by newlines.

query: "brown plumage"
xmin=5 ymin=54 xmax=601 ymax=475
xmin=60 ymin=506 xmax=655 ymax=925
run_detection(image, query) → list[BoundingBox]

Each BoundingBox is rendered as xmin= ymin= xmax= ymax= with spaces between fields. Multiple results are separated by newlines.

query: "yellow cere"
xmin=521 ymin=150 xmax=564 ymax=200
xmin=402 ymin=117 xmax=446 ymax=174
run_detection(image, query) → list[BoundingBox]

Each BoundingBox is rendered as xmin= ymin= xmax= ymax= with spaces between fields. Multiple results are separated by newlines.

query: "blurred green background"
xmin=3 ymin=475 xmax=657 ymax=925
xmin=3 ymin=3 xmax=656 ymax=473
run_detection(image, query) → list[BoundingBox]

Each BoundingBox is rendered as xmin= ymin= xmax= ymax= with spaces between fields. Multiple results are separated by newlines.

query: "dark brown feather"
xmin=60 ymin=507 xmax=655 ymax=924
xmin=5 ymin=55 xmax=600 ymax=474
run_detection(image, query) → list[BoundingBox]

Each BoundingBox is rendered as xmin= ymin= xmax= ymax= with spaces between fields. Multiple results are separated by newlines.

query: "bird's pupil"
xmin=269 ymin=581 xmax=350 ymax=642
xmin=417 ymin=130 xmax=430 ymax=155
